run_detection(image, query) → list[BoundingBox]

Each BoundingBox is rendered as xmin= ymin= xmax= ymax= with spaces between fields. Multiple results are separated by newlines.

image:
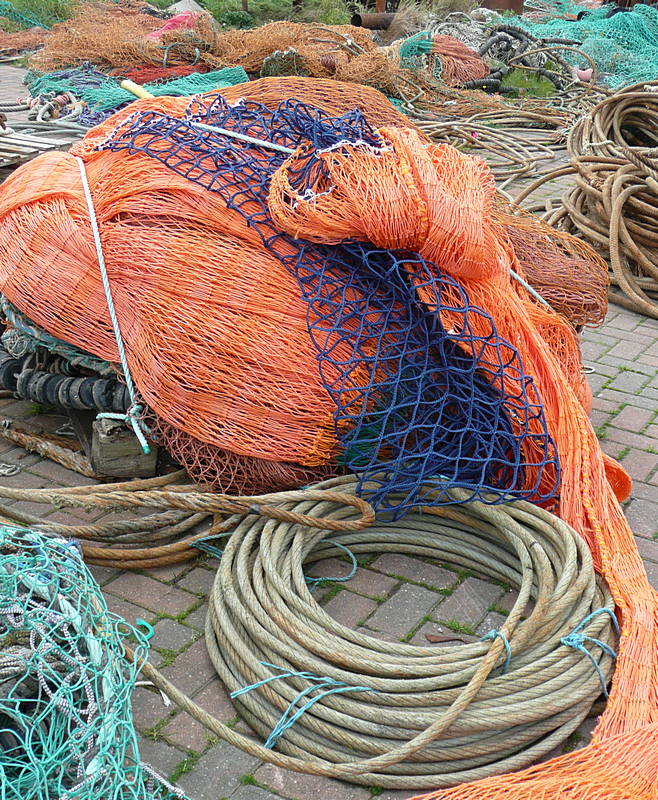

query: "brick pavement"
xmin=0 ymin=63 xmax=657 ymax=800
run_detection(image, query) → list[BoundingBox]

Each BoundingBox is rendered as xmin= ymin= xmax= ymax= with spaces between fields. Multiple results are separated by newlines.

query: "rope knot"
xmin=480 ymin=628 xmax=511 ymax=673
xmin=560 ymin=608 xmax=619 ymax=697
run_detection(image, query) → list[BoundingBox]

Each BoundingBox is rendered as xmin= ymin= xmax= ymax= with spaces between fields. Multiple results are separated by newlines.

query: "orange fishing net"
xmin=496 ymin=205 xmax=609 ymax=328
xmin=0 ymin=25 xmax=47 ymax=57
xmin=267 ymin=126 xmax=656 ymax=797
xmin=431 ymin=35 xmax=489 ymax=86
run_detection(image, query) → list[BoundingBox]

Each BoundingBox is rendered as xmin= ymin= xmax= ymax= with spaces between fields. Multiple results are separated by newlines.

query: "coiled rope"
xmin=132 ymin=475 xmax=616 ymax=790
xmin=515 ymin=81 xmax=658 ymax=318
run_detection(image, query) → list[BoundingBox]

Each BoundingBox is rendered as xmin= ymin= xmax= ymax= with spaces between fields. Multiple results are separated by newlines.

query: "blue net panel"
xmin=99 ymin=95 xmax=560 ymax=515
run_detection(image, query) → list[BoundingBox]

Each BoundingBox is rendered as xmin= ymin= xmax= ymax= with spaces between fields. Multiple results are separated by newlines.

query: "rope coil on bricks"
xmin=131 ymin=475 xmax=616 ymax=790
xmin=515 ymin=81 xmax=658 ymax=318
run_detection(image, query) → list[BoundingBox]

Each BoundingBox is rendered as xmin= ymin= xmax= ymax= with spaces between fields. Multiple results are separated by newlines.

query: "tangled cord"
xmin=515 ymin=81 xmax=658 ymax=318
xmin=0 ymin=473 xmax=374 ymax=569
xmin=134 ymin=475 xmax=616 ymax=790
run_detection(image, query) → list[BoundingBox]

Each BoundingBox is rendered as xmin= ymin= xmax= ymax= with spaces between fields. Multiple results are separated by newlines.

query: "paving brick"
xmin=138 ymin=738 xmax=186 ymax=779
xmin=231 ymin=787 xmax=274 ymax=800
xmin=645 ymin=424 xmax=658 ymax=440
xmin=606 ymin=340 xmax=651 ymax=362
xmin=152 ymin=617 xmax=199 ymax=653
xmin=373 ymin=792 xmax=410 ymax=800
xmin=605 ymin=427 xmax=652 ymax=449
xmin=476 ymin=611 xmax=507 ymax=637
xmin=620 ymin=449 xmax=658 ymax=482
xmin=643 ymin=559 xmax=658 ymax=591
xmin=255 ymin=765 xmax=371 ymax=800
xmin=132 ymin=686 xmax=172 ymax=733
xmin=162 ymin=710 xmax=214 ymax=751
xmin=591 ymin=396 xmax=620 ymax=413
xmin=177 ymin=741 xmax=261 ymax=800
xmin=146 ymin=561 xmax=195 ymax=583
xmin=322 ymin=590 xmax=378 ymax=629
xmin=612 ymin=405 xmax=654 ymax=432
xmin=28 ymin=459 xmax=99 ymax=485
xmin=104 ymin=572 xmax=197 ymax=615
xmin=624 ymin=499 xmax=658 ymax=538
xmin=410 ymin=621 xmax=461 ymax=647
xmin=89 ymin=565 xmax=119 ymax=586
xmin=177 ymin=566 xmax=217 ymax=596
xmin=308 ymin=559 xmax=398 ymax=599
xmin=435 ymin=578 xmax=503 ymax=628
xmin=162 ymin=637 xmax=218 ymax=697
xmin=192 ymin=678 xmax=237 ymax=721
xmin=103 ymin=594 xmax=155 ymax=626
xmin=636 ymin=537 xmax=658 ymax=564
xmin=367 ymin=584 xmax=440 ymax=637
xmin=369 ymin=554 xmax=457 ymax=589
xmin=605 ymin=369 xmax=649 ymax=393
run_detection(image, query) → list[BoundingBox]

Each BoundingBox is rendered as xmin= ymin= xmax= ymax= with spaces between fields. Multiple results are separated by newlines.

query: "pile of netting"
xmin=0 ymin=525 xmax=186 ymax=799
xmin=25 ymin=63 xmax=249 ymax=125
xmin=394 ymin=31 xmax=490 ymax=87
xmin=0 ymin=26 xmax=47 ymax=58
xmin=518 ymin=3 xmax=658 ymax=88
xmin=0 ymin=77 xmax=608 ymax=499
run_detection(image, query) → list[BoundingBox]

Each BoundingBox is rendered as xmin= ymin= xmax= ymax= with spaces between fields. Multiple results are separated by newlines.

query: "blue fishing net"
xmin=518 ymin=3 xmax=658 ymax=87
xmin=98 ymin=95 xmax=559 ymax=515
xmin=0 ymin=526 xmax=187 ymax=799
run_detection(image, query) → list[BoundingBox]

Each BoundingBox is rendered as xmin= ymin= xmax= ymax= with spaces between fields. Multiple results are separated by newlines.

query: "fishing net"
xmin=495 ymin=206 xmax=609 ymax=328
xmin=29 ymin=1 xmax=163 ymax=71
xmin=0 ymin=83 xmax=560 ymax=515
xmin=0 ymin=25 xmax=46 ymax=57
xmin=0 ymin=0 xmax=47 ymax=29
xmin=518 ymin=3 xmax=658 ymax=87
xmin=119 ymin=63 xmax=210 ymax=83
xmin=396 ymin=32 xmax=489 ymax=87
xmin=26 ymin=63 xmax=249 ymax=123
xmin=233 ymin=97 xmax=656 ymax=800
xmin=0 ymin=525 xmax=186 ymax=799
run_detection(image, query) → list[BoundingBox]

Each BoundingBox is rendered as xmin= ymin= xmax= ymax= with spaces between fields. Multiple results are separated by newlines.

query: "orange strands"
xmin=430 ymin=36 xmax=489 ymax=86
xmin=267 ymin=128 xmax=658 ymax=796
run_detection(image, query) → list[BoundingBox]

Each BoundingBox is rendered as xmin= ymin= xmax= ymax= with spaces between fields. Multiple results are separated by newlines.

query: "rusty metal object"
xmin=350 ymin=12 xmax=395 ymax=29
xmin=481 ymin=0 xmax=524 ymax=13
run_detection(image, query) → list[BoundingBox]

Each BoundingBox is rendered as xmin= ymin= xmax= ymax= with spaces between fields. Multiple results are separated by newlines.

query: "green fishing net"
xmin=27 ymin=65 xmax=249 ymax=112
xmin=0 ymin=1 xmax=48 ymax=29
xmin=517 ymin=3 xmax=658 ymax=87
xmin=0 ymin=526 xmax=188 ymax=799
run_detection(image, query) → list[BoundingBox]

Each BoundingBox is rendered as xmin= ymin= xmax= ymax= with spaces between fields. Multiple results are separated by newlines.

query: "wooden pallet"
xmin=0 ymin=127 xmax=81 ymax=169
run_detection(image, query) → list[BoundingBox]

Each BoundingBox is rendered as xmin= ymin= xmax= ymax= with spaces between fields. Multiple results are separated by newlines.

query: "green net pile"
xmin=398 ymin=32 xmax=443 ymax=79
xmin=518 ymin=3 xmax=658 ymax=87
xmin=0 ymin=526 xmax=188 ymax=799
xmin=0 ymin=1 xmax=48 ymax=29
xmin=27 ymin=64 xmax=249 ymax=113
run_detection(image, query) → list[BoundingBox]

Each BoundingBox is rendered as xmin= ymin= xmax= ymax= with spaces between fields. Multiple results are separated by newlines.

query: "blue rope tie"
xmin=560 ymin=608 xmax=619 ymax=697
xmin=481 ymin=628 xmax=512 ymax=673
xmin=231 ymin=662 xmax=376 ymax=749
xmin=305 ymin=541 xmax=358 ymax=586
xmin=75 ymin=156 xmax=150 ymax=455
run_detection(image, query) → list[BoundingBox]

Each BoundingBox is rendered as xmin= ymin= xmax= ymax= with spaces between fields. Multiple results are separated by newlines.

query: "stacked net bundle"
xmin=26 ymin=63 xmax=249 ymax=124
xmin=0 ymin=525 xmax=186 ymax=799
xmin=0 ymin=81 xmax=560 ymax=515
xmin=493 ymin=205 xmax=609 ymax=328
xmin=29 ymin=0 xmax=163 ymax=71
xmin=396 ymin=32 xmax=489 ymax=87
xmin=119 ymin=63 xmax=210 ymax=83
xmin=518 ymin=3 xmax=658 ymax=87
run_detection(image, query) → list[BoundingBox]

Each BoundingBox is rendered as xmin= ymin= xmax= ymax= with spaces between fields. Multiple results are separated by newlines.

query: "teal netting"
xmin=518 ymin=4 xmax=658 ymax=87
xmin=0 ymin=526 xmax=188 ymax=799
xmin=398 ymin=31 xmax=443 ymax=79
xmin=0 ymin=1 xmax=47 ymax=29
xmin=27 ymin=64 xmax=249 ymax=115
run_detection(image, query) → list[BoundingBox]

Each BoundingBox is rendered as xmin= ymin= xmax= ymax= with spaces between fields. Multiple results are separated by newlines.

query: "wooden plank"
xmin=1 ymin=133 xmax=61 ymax=147
xmin=91 ymin=417 xmax=158 ymax=479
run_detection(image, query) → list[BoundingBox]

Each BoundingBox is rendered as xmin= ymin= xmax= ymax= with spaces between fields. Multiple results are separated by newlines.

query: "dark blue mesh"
xmin=98 ymin=95 xmax=560 ymax=514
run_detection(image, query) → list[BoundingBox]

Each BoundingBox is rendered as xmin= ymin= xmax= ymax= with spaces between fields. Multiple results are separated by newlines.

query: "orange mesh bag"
xmin=267 ymin=127 xmax=657 ymax=797
xmin=431 ymin=35 xmax=489 ymax=86
xmin=493 ymin=203 xmax=610 ymax=328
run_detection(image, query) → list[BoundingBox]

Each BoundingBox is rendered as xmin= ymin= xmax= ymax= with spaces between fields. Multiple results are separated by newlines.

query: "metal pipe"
xmin=350 ymin=12 xmax=394 ymax=29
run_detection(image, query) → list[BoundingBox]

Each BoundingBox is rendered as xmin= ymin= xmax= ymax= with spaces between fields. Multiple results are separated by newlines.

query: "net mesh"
xmin=0 ymin=86 xmax=559 ymax=516
xmin=518 ymin=4 xmax=658 ymax=87
xmin=0 ymin=525 xmax=186 ymax=799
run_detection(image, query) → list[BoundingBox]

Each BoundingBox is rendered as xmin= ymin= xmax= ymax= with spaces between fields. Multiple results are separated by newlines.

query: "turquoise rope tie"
xmin=75 ymin=157 xmax=150 ymax=455
xmin=232 ymin=662 xmax=377 ymax=749
xmin=305 ymin=541 xmax=358 ymax=586
xmin=481 ymin=629 xmax=512 ymax=673
xmin=560 ymin=608 xmax=619 ymax=697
